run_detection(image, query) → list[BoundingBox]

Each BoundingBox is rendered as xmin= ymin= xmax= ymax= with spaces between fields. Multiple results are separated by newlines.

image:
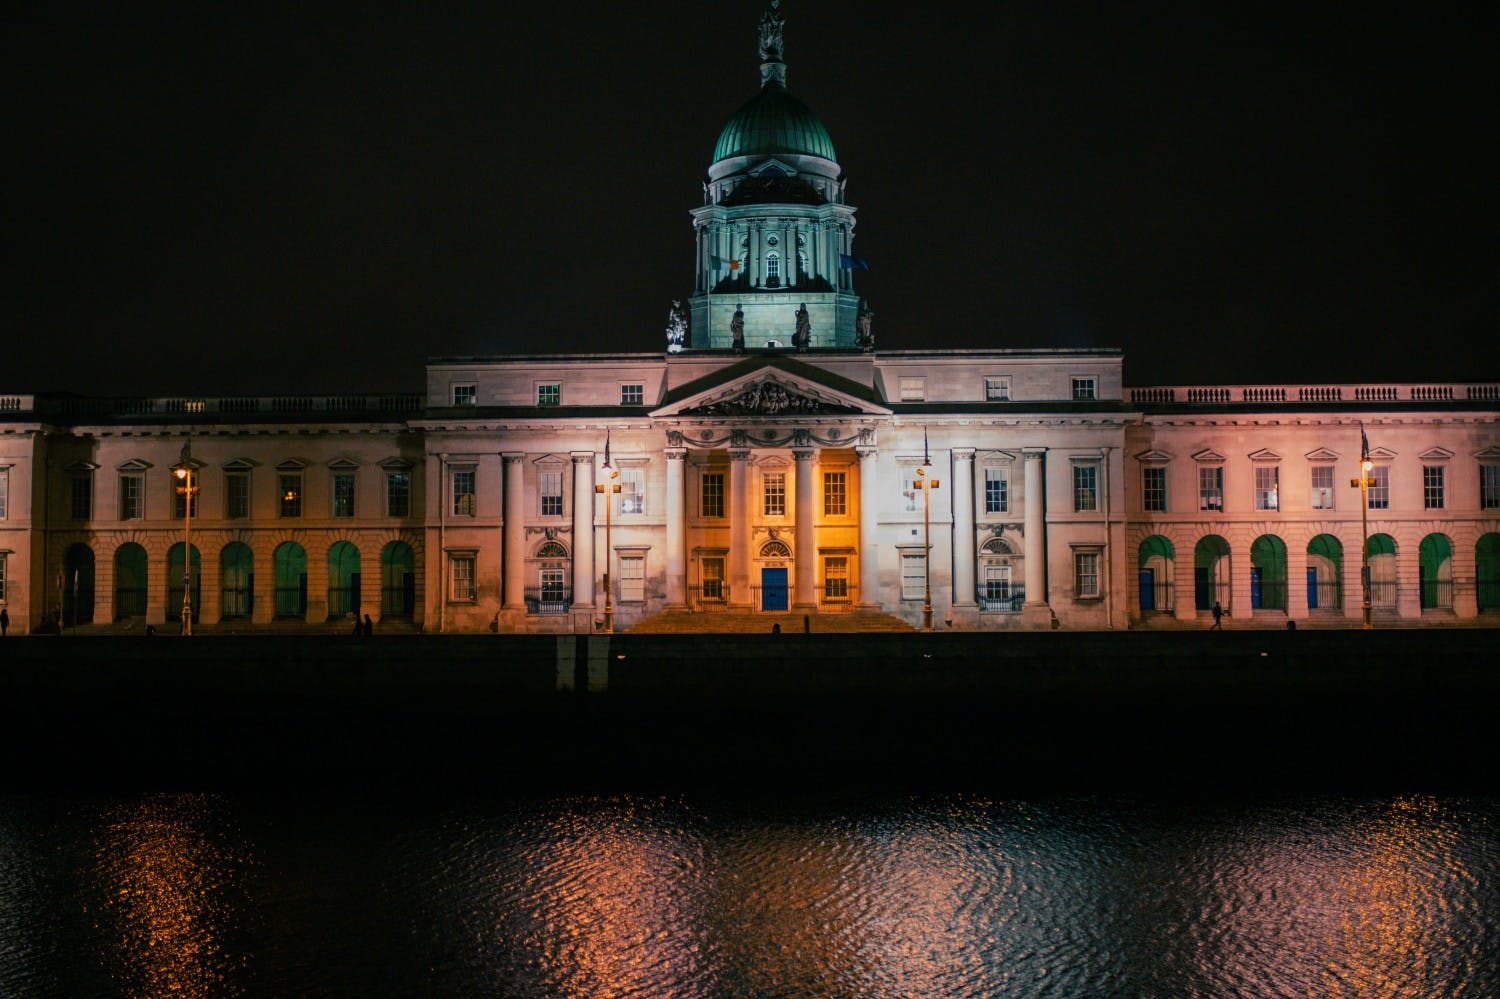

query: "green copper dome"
xmin=712 ymin=84 xmax=837 ymax=164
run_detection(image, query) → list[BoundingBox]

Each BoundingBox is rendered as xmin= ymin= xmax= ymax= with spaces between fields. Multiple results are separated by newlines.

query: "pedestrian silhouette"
xmin=1211 ymin=601 xmax=1224 ymax=630
xmin=363 ymin=614 xmax=374 ymax=636
xmin=0 ymin=607 xmax=8 ymax=636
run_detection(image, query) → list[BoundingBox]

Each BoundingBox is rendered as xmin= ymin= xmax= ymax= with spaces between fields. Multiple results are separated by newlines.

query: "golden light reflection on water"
xmin=87 ymin=794 xmax=249 ymax=999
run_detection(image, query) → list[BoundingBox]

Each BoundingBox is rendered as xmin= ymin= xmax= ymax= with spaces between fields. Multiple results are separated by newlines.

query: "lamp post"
xmin=595 ymin=435 xmax=620 ymax=633
xmin=1349 ymin=427 xmax=1374 ymax=629
xmin=174 ymin=457 xmax=196 ymax=636
xmin=914 ymin=435 xmax=941 ymax=631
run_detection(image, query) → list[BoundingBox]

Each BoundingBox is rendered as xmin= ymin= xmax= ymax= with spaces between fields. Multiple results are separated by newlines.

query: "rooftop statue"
xmin=758 ymin=0 xmax=785 ymax=63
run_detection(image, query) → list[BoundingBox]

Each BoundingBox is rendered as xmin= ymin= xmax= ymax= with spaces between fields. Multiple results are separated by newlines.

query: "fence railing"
xmin=1128 ymin=383 xmax=1500 ymax=407
xmin=978 ymin=585 xmax=1026 ymax=612
xmin=1420 ymin=579 xmax=1454 ymax=611
xmin=687 ymin=585 xmax=730 ymax=611
xmin=524 ymin=587 xmax=572 ymax=615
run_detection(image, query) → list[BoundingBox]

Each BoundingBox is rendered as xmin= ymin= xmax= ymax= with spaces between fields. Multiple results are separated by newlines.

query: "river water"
xmin=1 ymin=790 xmax=1496 ymax=997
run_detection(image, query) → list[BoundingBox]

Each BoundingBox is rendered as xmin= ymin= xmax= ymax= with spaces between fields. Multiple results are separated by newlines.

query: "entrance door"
xmin=761 ymin=567 xmax=788 ymax=611
xmin=1138 ymin=570 xmax=1155 ymax=611
xmin=1306 ymin=568 xmax=1318 ymax=609
xmin=1194 ymin=567 xmax=1210 ymax=610
xmin=1250 ymin=567 xmax=1262 ymax=609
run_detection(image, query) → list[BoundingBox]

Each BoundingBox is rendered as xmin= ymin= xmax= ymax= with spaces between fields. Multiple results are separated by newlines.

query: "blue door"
xmin=1138 ymin=570 xmax=1155 ymax=611
xmin=762 ymin=567 xmax=788 ymax=611
xmin=1194 ymin=567 xmax=1210 ymax=610
xmin=1250 ymin=567 xmax=1262 ymax=609
xmin=1306 ymin=568 xmax=1318 ymax=609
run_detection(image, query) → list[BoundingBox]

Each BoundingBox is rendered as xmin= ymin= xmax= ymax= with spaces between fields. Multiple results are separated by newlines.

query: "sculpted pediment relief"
xmin=681 ymin=377 xmax=860 ymax=416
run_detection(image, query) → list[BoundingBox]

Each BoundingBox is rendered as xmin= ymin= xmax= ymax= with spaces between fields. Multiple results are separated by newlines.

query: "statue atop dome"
xmin=758 ymin=1 xmax=785 ymax=62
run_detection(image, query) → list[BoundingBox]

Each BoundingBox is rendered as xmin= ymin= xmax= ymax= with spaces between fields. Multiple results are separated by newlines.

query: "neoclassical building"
xmin=2 ymin=6 xmax=1497 ymax=635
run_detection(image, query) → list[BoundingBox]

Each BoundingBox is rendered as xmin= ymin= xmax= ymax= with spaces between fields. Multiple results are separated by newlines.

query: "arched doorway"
xmin=166 ymin=543 xmax=202 ymax=624
xmin=980 ymin=537 xmax=1022 ymax=611
xmin=221 ymin=542 xmax=253 ymax=619
xmin=327 ymin=541 xmax=361 ymax=619
xmin=1367 ymin=534 xmax=1398 ymax=610
xmin=530 ymin=540 xmax=570 ymax=614
xmin=1306 ymin=534 xmax=1342 ymax=611
xmin=1137 ymin=536 xmax=1174 ymax=613
xmin=113 ymin=543 xmax=147 ymax=620
xmin=380 ymin=541 xmax=415 ymax=618
xmin=1478 ymin=534 xmax=1500 ymax=612
xmin=63 ymin=543 xmax=95 ymax=626
xmin=1418 ymin=534 xmax=1453 ymax=610
xmin=1250 ymin=535 xmax=1287 ymax=611
xmin=273 ymin=542 xmax=308 ymax=619
xmin=1194 ymin=535 xmax=1231 ymax=611
xmin=759 ymin=538 xmax=791 ymax=611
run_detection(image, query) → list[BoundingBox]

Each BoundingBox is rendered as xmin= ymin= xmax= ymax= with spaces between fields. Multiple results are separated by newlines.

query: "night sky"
xmin=5 ymin=4 xmax=1495 ymax=396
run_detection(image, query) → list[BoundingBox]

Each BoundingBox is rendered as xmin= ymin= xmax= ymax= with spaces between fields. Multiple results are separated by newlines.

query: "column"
xmin=951 ymin=448 xmax=976 ymax=608
xmin=1023 ymin=448 xmax=1048 ymax=607
xmin=666 ymin=447 xmax=687 ymax=606
xmin=857 ymin=447 xmax=880 ymax=609
xmin=793 ymin=448 xmax=816 ymax=610
xmin=571 ymin=453 xmax=595 ymax=610
xmin=729 ymin=448 xmax=751 ymax=606
xmin=503 ymin=453 xmax=525 ymax=609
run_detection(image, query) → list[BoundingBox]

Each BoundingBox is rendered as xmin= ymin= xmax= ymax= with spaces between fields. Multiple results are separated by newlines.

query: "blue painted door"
xmin=1138 ymin=570 xmax=1155 ymax=611
xmin=1306 ymin=568 xmax=1318 ymax=609
xmin=1250 ymin=567 xmax=1262 ymax=609
xmin=762 ymin=567 xmax=788 ymax=611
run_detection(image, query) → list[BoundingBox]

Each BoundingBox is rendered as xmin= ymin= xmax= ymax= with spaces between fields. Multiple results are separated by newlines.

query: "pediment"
xmin=327 ymin=457 xmax=360 ymax=470
xmin=1367 ymin=447 xmax=1398 ymax=461
xmin=1304 ymin=447 xmax=1340 ymax=462
xmin=224 ymin=457 xmax=261 ymax=470
xmin=1191 ymin=448 xmax=1226 ymax=463
xmin=64 ymin=460 xmax=100 ymax=472
xmin=275 ymin=458 xmax=308 ymax=471
xmin=654 ymin=366 xmax=890 ymax=418
xmin=1418 ymin=447 xmax=1454 ymax=461
xmin=1247 ymin=448 xmax=1282 ymax=462
xmin=1134 ymin=449 xmax=1173 ymax=464
xmin=1475 ymin=445 xmax=1500 ymax=461
xmin=750 ymin=158 xmax=798 ymax=179
xmin=118 ymin=458 xmax=153 ymax=471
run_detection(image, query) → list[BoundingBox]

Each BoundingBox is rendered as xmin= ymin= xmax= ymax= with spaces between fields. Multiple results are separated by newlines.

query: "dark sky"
xmin=5 ymin=3 xmax=1495 ymax=396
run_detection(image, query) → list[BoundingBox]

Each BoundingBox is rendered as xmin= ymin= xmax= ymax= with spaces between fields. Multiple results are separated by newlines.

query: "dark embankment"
xmin=1 ymin=631 xmax=1496 ymax=794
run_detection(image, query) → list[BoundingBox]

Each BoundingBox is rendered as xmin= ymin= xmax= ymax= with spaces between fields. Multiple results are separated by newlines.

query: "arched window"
xmin=765 ymin=253 xmax=780 ymax=285
xmin=1306 ymin=534 xmax=1342 ymax=610
xmin=532 ymin=540 xmax=570 ymax=613
xmin=979 ymin=537 xmax=1021 ymax=610
xmin=328 ymin=540 xmax=361 ymax=619
xmin=1250 ymin=535 xmax=1287 ymax=611
xmin=536 ymin=541 xmax=568 ymax=559
xmin=1137 ymin=535 xmax=1174 ymax=613
xmin=760 ymin=539 xmax=791 ymax=559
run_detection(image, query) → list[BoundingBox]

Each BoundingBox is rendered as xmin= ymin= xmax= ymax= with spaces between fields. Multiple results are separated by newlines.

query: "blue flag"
xmin=1360 ymin=424 xmax=1369 ymax=460
xmin=839 ymin=254 xmax=870 ymax=272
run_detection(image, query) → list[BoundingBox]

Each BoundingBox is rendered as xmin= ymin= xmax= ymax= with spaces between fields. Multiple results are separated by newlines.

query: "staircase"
xmin=625 ymin=608 xmax=916 ymax=634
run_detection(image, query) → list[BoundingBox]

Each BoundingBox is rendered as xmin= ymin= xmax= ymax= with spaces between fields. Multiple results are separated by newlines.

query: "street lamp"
xmin=173 ymin=440 xmax=196 ymax=636
xmin=915 ymin=432 xmax=941 ymax=631
xmin=595 ymin=434 xmax=620 ymax=633
xmin=1349 ymin=426 xmax=1374 ymax=629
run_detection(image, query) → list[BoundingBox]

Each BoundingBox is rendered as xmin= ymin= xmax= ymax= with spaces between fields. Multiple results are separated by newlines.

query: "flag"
xmin=603 ymin=431 xmax=612 ymax=469
xmin=179 ymin=437 xmax=191 ymax=466
xmin=839 ymin=253 xmax=870 ymax=272
xmin=1360 ymin=424 xmax=1369 ymax=461
xmin=710 ymin=254 xmax=740 ymax=271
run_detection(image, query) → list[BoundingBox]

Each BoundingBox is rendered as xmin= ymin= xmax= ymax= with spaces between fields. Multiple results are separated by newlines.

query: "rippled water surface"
xmin=2 ymin=792 xmax=1496 ymax=997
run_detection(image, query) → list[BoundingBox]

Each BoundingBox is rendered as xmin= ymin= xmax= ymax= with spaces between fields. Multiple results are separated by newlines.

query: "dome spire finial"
xmin=758 ymin=0 xmax=787 ymax=89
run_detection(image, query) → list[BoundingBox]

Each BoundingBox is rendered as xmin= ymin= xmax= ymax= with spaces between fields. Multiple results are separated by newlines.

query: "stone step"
xmin=625 ymin=609 xmax=917 ymax=634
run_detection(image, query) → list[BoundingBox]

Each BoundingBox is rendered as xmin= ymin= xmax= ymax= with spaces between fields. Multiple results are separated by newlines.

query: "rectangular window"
xmin=540 ymin=470 xmax=563 ymax=516
xmin=1142 ymin=467 xmax=1166 ymax=512
xmin=621 ymin=384 xmax=644 ymax=406
xmin=1199 ymin=466 xmax=1224 ymax=512
xmin=452 ymin=383 xmax=476 ymax=406
xmin=0 ymin=469 xmax=7 ymax=519
xmin=1368 ymin=466 xmax=1390 ymax=509
xmin=226 ymin=472 xmax=250 ymax=519
xmin=901 ymin=553 xmax=926 ymax=600
xmin=1075 ymin=552 xmax=1100 ymax=597
xmin=1310 ymin=466 xmax=1335 ymax=510
xmin=537 ymin=383 xmax=561 ymax=407
xmin=450 ymin=555 xmax=475 ymax=602
xmin=279 ymin=474 xmax=302 ymax=518
xmin=701 ymin=472 xmax=724 ymax=518
xmin=823 ymin=471 xmax=847 ymax=517
xmin=701 ymin=557 xmax=725 ymax=600
xmin=452 ymin=468 xmax=476 ymax=516
xmin=333 ymin=473 xmax=355 ymax=517
xmin=1254 ymin=466 xmax=1279 ymax=511
xmin=540 ymin=567 xmax=566 ymax=603
xmin=1073 ymin=465 xmax=1097 ymax=512
xmin=823 ymin=556 xmax=849 ymax=601
xmin=984 ymin=564 xmax=1011 ymax=600
xmin=120 ymin=474 xmax=144 ymax=520
xmin=0 ymin=552 xmax=6 ymax=601
xmin=984 ymin=376 xmax=1010 ymax=401
xmin=984 ymin=467 xmax=1009 ymax=514
xmin=70 ymin=476 xmax=92 ymax=520
xmin=1423 ymin=465 xmax=1445 ymax=509
xmin=1483 ymin=464 xmax=1500 ymax=509
xmin=172 ymin=476 xmax=199 ymax=518
xmin=902 ymin=469 xmax=920 ymax=512
xmin=619 ymin=468 xmax=645 ymax=515
xmin=619 ymin=555 xmax=645 ymax=602
xmin=386 ymin=472 xmax=410 ymax=518
xmin=763 ymin=471 xmax=785 ymax=517
xmin=1072 ymin=377 xmax=1097 ymax=400
xmin=898 ymin=377 xmax=925 ymax=401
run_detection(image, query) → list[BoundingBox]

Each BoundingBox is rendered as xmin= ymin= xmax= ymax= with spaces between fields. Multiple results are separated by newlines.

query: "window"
xmin=1073 ymin=465 xmax=1098 ymax=512
xmin=450 ymin=554 xmax=475 ymax=602
xmin=899 ymin=377 xmax=925 ymax=401
xmin=1072 ymin=377 xmax=1097 ymax=401
xmin=1310 ymin=466 xmax=1335 ymax=510
xmin=619 ymin=555 xmax=645 ymax=602
xmin=70 ymin=476 xmax=92 ymax=520
xmin=540 ymin=567 xmax=566 ymax=603
xmin=984 ymin=377 xmax=1011 ymax=402
xmin=984 ymin=563 xmax=1011 ymax=601
xmin=701 ymin=472 xmax=724 ymax=518
xmin=1142 ymin=467 xmax=1166 ymax=512
xmin=452 ymin=468 xmax=476 ymax=516
xmin=386 ymin=472 xmax=410 ymax=518
xmin=763 ymin=471 xmax=785 ymax=517
xmin=0 ymin=552 xmax=6 ymax=601
xmin=901 ymin=469 xmax=920 ymax=512
xmin=823 ymin=471 xmax=847 ymax=517
xmin=1254 ymin=466 xmax=1279 ymax=511
xmin=701 ymin=557 xmax=725 ymax=599
xmin=1423 ymin=465 xmax=1445 ymax=509
xmin=540 ymin=470 xmax=563 ymax=516
xmin=333 ymin=473 xmax=355 ymax=517
xmin=1368 ymin=466 xmax=1390 ymax=509
xmin=1075 ymin=552 xmax=1100 ymax=597
xmin=452 ymin=383 xmax=476 ymax=406
xmin=1199 ymin=466 xmax=1224 ymax=512
xmin=0 ymin=469 xmax=6 ymax=519
xmin=984 ymin=467 xmax=1009 ymax=514
xmin=823 ymin=556 xmax=849 ymax=601
xmin=279 ymin=474 xmax=302 ymax=518
xmin=621 ymin=384 xmax=644 ymax=406
xmin=619 ymin=468 xmax=645 ymax=515
xmin=1483 ymin=464 xmax=1500 ymax=509
xmin=120 ymin=474 xmax=144 ymax=520
xmin=537 ymin=383 xmax=561 ymax=407
xmin=766 ymin=254 xmax=780 ymax=282
xmin=172 ymin=475 xmax=199 ymax=518
xmin=901 ymin=553 xmax=926 ymax=600
xmin=226 ymin=472 xmax=250 ymax=519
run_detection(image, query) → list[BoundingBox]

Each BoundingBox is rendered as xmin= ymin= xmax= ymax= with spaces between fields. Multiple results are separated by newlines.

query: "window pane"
xmin=71 ymin=477 xmax=92 ymax=520
xmin=901 ymin=554 xmax=925 ymax=600
xmin=620 ymin=468 xmax=645 ymax=514
xmin=985 ymin=468 xmax=1009 ymax=513
xmin=540 ymin=470 xmax=562 ymax=516
xmin=1254 ymin=466 xmax=1279 ymax=510
xmin=333 ymin=473 xmax=355 ymax=517
xmin=984 ymin=377 xmax=1010 ymax=401
xmin=1072 ymin=377 xmax=1096 ymax=400
xmin=1142 ymin=467 xmax=1166 ymax=512
xmin=1483 ymin=465 xmax=1500 ymax=509
xmin=1199 ymin=467 xmax=1223 ymax=512
xmin=386 ymin=472 xmax=410 ymax=517
xmin=702 ymin=473 xmax=724 ymax=518
xmin=1310 ymin=466 xmax=1334 ymax=510
xmin=453 ymin=469 xmax=476 ymax=516
xmin=823 ymin=471 xmax=846 ymax=516
xmin=1423 ymin=465 xmax=1445 ymax=509
xmin=1368 ymin=466 xmax=1389 ymax=509
xmin=1073 ymin=465 xmax=1097 ymax=512
xmin=1076 ymin=553 xmax=1099 ymax=597
xmin=452 ymin=384 xmax=476 ymax=406
xmin=763 ymin=471 xmax=785 ymax=516
xmin=537 ymin=384 xmax=560 ymax=406
xmin=279 ymin=475 xmax=302 ymax=517
xmin=621 ymin=384 xmax=644 ymax=405
xmin=450 ymin=556 xmax=475 ymax=601
xmin=226 ymin=473 xmax=249 ymax=519
xmin=119 ymin=475 xmax=143 ymax=520
xmin=823 ymin=556 xmax=848 ymax=600
xmin=619 ymin=556 xmax=645 ymax=602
